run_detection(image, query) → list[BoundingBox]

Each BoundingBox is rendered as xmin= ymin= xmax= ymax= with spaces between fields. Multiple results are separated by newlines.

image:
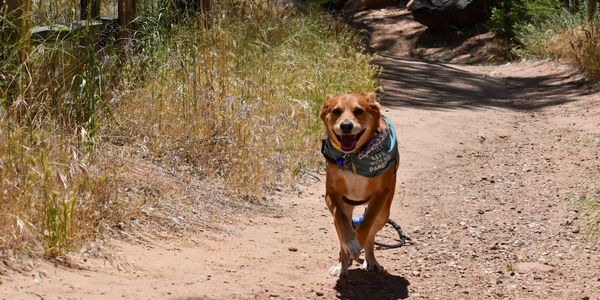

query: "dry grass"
xmin=2 ymin=4 xmax=116 ymax=257
xmin=576 ymin=189 xmax=600 ymax=241
xmin=1 ymin=0 xmax=378 ymax=257
xmin=0 ymin=125 xmax=112 ymax=256
xmin=109 ymin=1 xmax=378 ymax=196
xmin=556 ymin=27 xmax=600 ymax=81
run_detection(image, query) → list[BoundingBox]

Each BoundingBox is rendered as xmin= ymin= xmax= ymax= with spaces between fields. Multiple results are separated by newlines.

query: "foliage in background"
xmin=487 ymin=0 xmax=528 ymax=39
xmin=110 ymin=1 xmax=377 ymax=196
xmin=488 ymin=0 xmax=600 ymax=80
xmin=486 ymin=0 xmax=563 ymax=40
xmin=0 ymin=0 xmax=377 ymax=256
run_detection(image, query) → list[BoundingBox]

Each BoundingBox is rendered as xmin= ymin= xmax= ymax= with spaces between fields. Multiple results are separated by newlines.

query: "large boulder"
xmin=343 ymin=0 xmax=399 ymax=12
xmin=364 ymin=0 xmax=399 ymax=7
xmin=410 ymin=0 xmax=492 ymax=30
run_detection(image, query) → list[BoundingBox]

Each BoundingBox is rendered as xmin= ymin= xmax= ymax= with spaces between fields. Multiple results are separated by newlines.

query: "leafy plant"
xmin=576 ymin=192 xmax=600 ymax=241
xmin=487 ymin=0 xmax=563 ymax=40
xmin=487 ymin=0 xmax=527 ymax=39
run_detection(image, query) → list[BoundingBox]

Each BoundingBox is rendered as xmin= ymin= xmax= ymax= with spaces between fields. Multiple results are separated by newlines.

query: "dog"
xmin=320 ymin=92 xmax=399 ymax=277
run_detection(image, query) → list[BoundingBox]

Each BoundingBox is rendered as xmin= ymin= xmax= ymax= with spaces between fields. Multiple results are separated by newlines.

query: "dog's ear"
xmin=320 ymin=95 xmax=333 ymax=121
xmin=368 ymin=101 xmax=381 ymax=118
xmin=364 ymin=92 xmax=376 ymax=104
xmin=364 ymin=93 xmax=381 ymax=124
xmin=364 ymin=92 xmax=380 ymax=114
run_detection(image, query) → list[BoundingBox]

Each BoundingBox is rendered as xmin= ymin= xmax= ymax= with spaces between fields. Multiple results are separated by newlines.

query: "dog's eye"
xmin=353 ymin=109 xmax=364 ymax=116
xmin=332 ymin=108 xmax=342 ymax=116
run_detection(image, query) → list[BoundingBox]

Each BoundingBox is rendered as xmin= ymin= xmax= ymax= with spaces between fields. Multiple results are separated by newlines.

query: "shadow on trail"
xmin=414 ymin=25 xmax=513 ymax=64
xmin=334 ymin=269 xmax=410 ymax=300
xmin=374 ymin=55 xmax=592 ymax=111
xmin=415 ymin=24 xmax=491 ymax=50
xmin=346 ymin=5 xmax=425 ymax=55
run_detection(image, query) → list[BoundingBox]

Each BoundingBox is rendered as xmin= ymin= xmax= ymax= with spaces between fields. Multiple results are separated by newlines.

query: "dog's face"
xmin=320 ymin=93 xmax=381 ymax=153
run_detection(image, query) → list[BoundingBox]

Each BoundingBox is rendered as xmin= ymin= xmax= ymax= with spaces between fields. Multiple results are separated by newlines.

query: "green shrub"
xmin=488 ymin=0 xmax=528 ymax=39
xmin=487 ymin=0 xmax=564 ymax=40
xmin=576 ymin=191 xmax=600 ymax=241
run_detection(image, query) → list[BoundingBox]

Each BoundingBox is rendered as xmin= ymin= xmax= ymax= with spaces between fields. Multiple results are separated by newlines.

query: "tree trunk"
xmin=80 ymin=0 xmax=101 ymax=20
xmin=588 ymin=0 xmax=597 ymax=25
xmin=118 ymin=0 xmax=136 ymax=38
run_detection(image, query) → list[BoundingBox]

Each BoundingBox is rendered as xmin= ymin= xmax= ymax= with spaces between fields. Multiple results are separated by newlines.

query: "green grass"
xmin=1 ymin=0 xmax=378 ymax=256
xmin=507 ymin=2 xmax=600 ymax=80
xmin=513 ymin=9 xmax=583 ymax=58
xmin=576 ymin=188 xmax=600 ymax=241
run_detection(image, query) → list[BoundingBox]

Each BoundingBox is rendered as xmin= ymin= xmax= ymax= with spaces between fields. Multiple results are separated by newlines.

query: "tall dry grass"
xmin=1 ymin=17 xmax=116 ymax=256
xmin=1 ymin=0 xmax=378 ymax=256
xmin=0 ymin=125 xmax=112 ymax=256
xmin=109 ymin=1 xmax=378 ymax=196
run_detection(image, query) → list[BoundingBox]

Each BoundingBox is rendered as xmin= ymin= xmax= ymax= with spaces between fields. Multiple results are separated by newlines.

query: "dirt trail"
xmin=3 ymin=6 xmax=600 ymax=300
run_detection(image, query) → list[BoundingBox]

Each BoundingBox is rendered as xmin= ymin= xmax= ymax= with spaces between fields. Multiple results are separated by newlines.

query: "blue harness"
xmin=321 ymin=116 xmax=398 ymax=178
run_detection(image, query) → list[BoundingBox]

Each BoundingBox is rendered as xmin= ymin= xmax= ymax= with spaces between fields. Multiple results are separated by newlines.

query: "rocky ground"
xmin=2 ymin=4 xmax=600 ymax=300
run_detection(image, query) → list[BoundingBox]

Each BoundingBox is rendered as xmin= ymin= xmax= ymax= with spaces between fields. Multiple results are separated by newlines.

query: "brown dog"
xmin=320 ymin=92 xmax=399 ymax=277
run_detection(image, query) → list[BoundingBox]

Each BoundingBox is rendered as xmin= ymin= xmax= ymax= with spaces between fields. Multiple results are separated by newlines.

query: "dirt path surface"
xmin=3 ymin=5 xmax=600 ymax=300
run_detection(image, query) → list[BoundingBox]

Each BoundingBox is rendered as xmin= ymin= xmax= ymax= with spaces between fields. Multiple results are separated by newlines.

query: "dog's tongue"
xmin=339 ymin=135 xmax=356 ymax=151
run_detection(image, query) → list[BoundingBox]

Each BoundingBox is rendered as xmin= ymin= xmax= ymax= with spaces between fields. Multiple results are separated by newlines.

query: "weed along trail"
xmin=3 ymin=5 xmax=600 ymax=300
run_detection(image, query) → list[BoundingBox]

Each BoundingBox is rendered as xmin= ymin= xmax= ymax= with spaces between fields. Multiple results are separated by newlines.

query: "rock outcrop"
xmin=410 ymin=0 xmax=492 ymax=29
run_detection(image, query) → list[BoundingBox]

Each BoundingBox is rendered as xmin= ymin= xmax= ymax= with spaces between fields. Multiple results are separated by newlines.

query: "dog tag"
xmin=335 ymin=157 xmax=345 ymax=167
xmin=343 ymin=154 xmax=352 ymax=168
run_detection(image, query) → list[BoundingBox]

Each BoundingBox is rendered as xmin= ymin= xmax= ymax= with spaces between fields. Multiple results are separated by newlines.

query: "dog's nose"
xmin=340 ymin=120 xmax=353 ymax=133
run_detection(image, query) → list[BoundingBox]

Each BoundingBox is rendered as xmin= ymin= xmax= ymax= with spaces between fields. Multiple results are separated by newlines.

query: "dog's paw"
xmin=362 ymin=260 xmax=384 ymax=272
xmin=329 ymin=265 xmax=348 ymax=277
xmin=345 ymin=239 xmax=361 ymax=260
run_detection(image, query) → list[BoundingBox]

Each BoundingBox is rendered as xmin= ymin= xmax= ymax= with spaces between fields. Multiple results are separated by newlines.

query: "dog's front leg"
xmin=325 ymin=193 xmax=360 ymax=277
xmin=355 ymin=189 xmax=394 ymax=272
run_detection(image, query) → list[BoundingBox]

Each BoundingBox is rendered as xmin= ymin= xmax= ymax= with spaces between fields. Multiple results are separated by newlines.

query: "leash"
xmin=351 ymin=211 xmax=410 ymax=249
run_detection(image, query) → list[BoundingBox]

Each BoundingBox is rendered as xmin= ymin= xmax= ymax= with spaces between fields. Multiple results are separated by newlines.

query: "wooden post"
xmin=588 ymin=0 xmax=597 ymax=26
xmin=118 ymin=0 xmax=136 ymax=37
xmin=200 ymin=0 xmax=210 ymax=15
xmin=199 ymin=0 xmax=210 ymax=28
xmin=173 ymin=0 xmax=211 ymax=23
xmin=80 ymin=0 xmax=101 ymax=20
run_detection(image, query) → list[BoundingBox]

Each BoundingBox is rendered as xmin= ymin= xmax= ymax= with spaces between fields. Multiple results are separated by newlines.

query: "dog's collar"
xmin=321 ymin=116 xmax=398 ymax=178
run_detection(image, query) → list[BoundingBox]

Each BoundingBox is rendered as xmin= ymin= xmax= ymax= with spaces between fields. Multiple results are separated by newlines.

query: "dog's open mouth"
xmin=336 ymin=130 xmax=365 ymax=152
